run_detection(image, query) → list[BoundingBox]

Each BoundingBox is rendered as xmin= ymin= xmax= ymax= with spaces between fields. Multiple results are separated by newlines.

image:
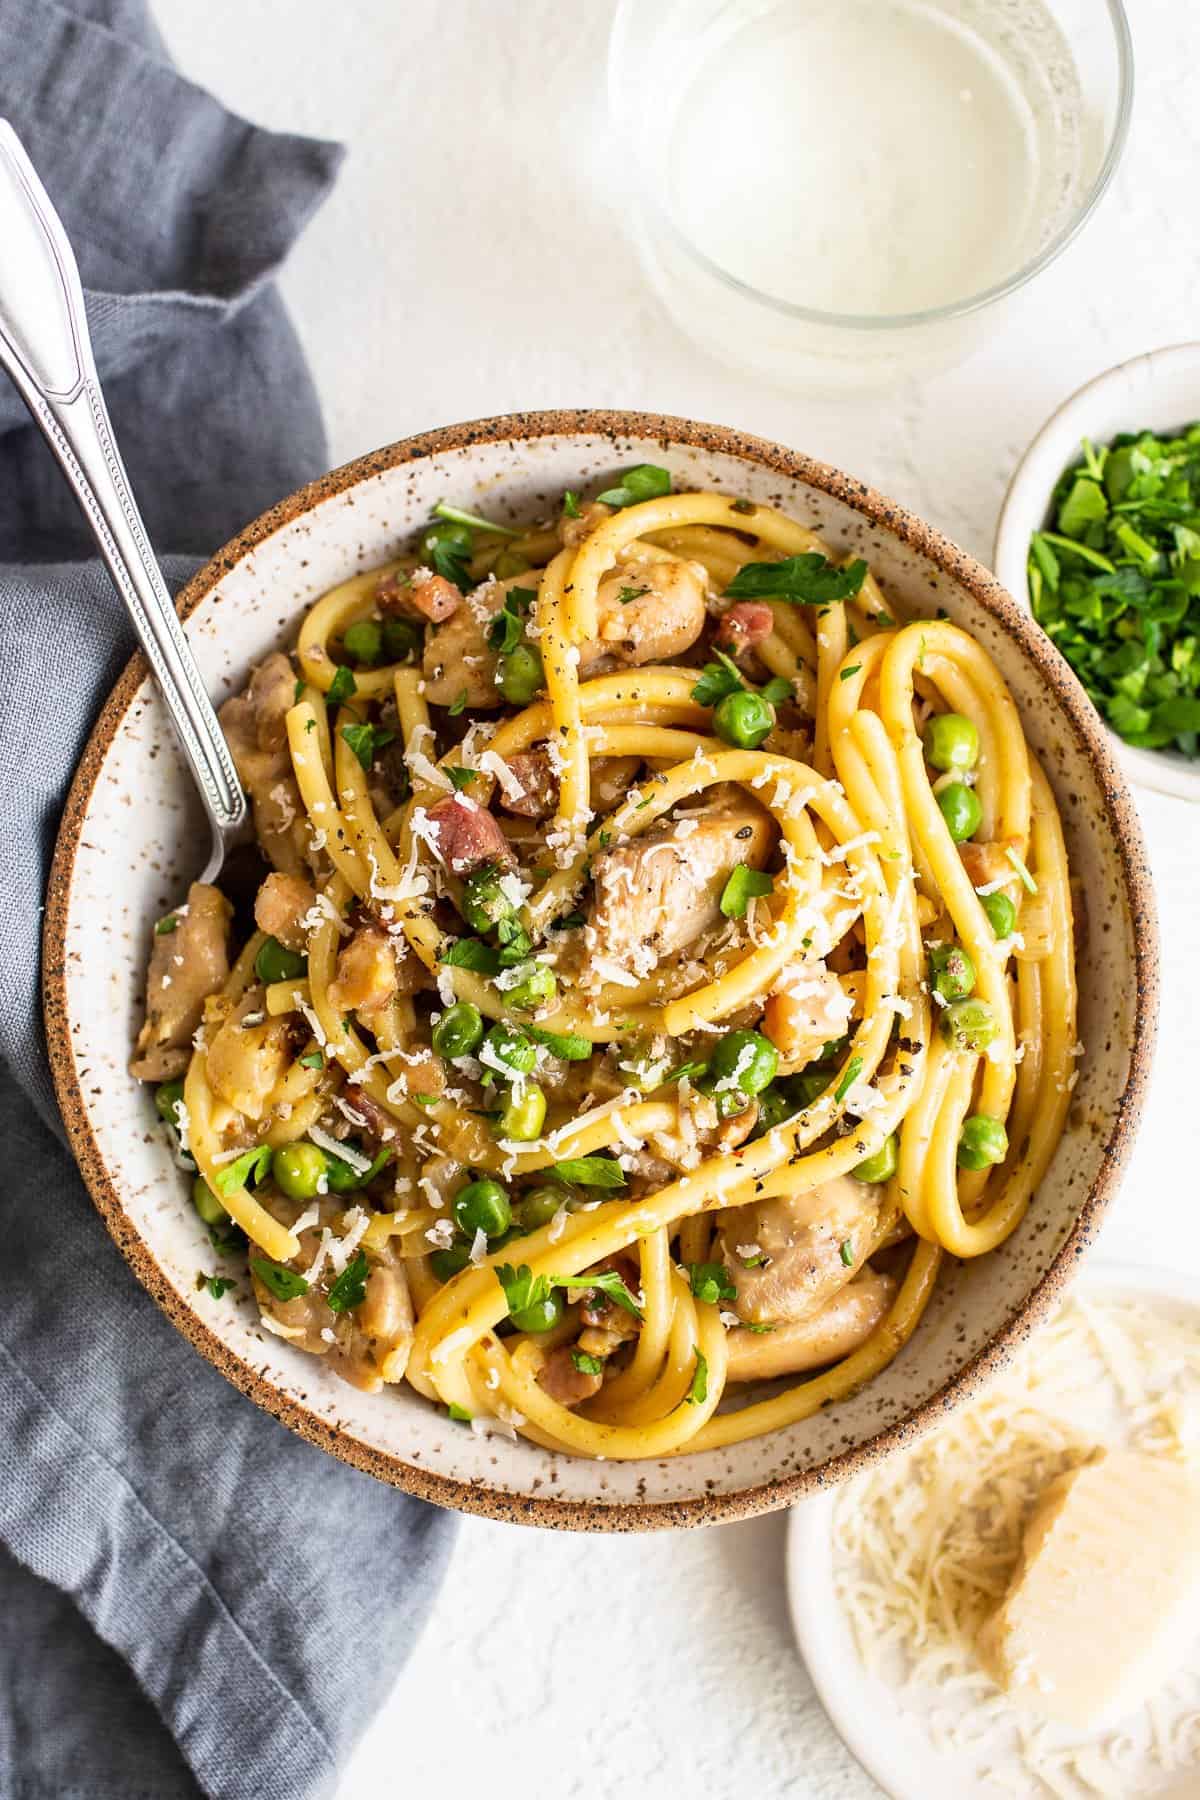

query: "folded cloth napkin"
xmin=0 ymin=5 xmax=456 ymax=1797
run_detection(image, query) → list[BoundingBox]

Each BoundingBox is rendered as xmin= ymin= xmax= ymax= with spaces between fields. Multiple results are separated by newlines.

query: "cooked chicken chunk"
xmin=724 ymin=1271 xmax=896 ymax=1381
xmin=219 ymin=652 xmax=310 ymax=873
xmin=130 ymin=882 xmax=232 ymax=1080
xmin=719 ymin=1175 xmax=882 ymax=1326
xmin=328 ymin=925 xmax=397 ymax=1014
xmin=421 ymin=573 xmax=523 ymax=708
xmin=253 ymin=871 xmax=316 ymax=953
xmin=497 ymin=749 xmax=642 ymax=822
xmin=577 ymin=555 xmax=707 ymax=673
xmin=762 ymin=960 xmax=854 ymax=1065
xmin=960 ymin=837 xmax=1021 ymax=888
xmin=205 ymin=989 xmax=295 ymax=1120
xmin=587 ymin=797 xmax=774 ymax=974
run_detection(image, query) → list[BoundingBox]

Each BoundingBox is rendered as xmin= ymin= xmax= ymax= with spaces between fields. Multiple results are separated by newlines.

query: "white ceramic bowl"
xmin=44 ymin=412 xmax=1157 ymax=1529
xmin=786 ymin=1260 xmax=1200 ymax=1800
xmin=994 ymin=341 xmax=1200 ymax=803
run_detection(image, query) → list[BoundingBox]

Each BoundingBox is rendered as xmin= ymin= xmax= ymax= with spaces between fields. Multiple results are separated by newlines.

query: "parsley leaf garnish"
xmin=213 ymin=1144 xmax=273 ymax=1196
xmin=690 ymin=648 xmax=748 ymax=707
xmin=615 ymin=584 xmax=650 ymax=605
xmin=688 ymin=1262 xmax=737 ymax=1305
xmin=341 ymin=721 xmax=396 ymax=771
xmin=251 ymin=1256 xmax=309 ymax=1301
xmin=562 ymin=489 xmax=582 ymax=518
xmin=528 ymin=1025 xmax=593 ymax=1061
xmin=198 ymin=1272 xmax=235 ymax=1299
xmin=441 ymin=936 xmax=501 ymax=974
xmin=839 ymin=663 xmax=863 ymax=682
xmin=433 ymin=499 xmax=520 ymax=539
xmin=594 ymin=463 xmax=672 ymax=509
xmin=447 ymin=1402 xmax=473 ymax=1423
xmin=326 ymin=1249 xmax=369 ymax=1314
xmin=550 ymin=1156 xmax=626 ymax=1189
xmin=833 ymin=1056 xmax=864 ymax=1104
xmin=570 ymin=1349 xmax=604 ymax=1377
xmin=446 ymin=766 xmax=476 ymax=791
xmin=555 ymin=1267 xmax=643 ymax=1319
xmin=687 ymin=1348 xmax=709 ymax=1404
xmin=447 ymin=689 xmax=469 ymax=717
xmin=486 ymin=584 xmax=537 ymax=653
xmin=719 ymin=866 xmax=774 ymax=918
xmin=154 ymin=912 xmax=180 ymax=936
xmin=299 ymin=1051 xmax=325 ymax=1070
xmin=494 ymin=1262 xmax=643 ymax=1323
xmin=839 ymin=1239 xmax=855 ymax=1268
xmin=326 ymin=663 xmax=357 ymax=705
xmin=725 ymin=553 xmax=868 ymax=606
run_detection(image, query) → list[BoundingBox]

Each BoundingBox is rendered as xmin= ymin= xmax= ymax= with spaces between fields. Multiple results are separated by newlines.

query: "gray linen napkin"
xmin=0 ymin=5 xmax=456 ymax=1797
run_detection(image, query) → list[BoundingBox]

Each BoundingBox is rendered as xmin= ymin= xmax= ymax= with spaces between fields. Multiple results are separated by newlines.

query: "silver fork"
xmin=0 ymin=121 xmax=247 ymax=885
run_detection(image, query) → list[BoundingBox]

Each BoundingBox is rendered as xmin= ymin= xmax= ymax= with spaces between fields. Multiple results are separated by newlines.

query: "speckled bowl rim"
xmin=43 ymin=409 xmax=1159 ymax=1532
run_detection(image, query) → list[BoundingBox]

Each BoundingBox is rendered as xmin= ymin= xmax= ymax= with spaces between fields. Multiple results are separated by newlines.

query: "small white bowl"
xmin=994 ymin=341 xmax=1200 ymax=803
xmin=786 ymin=1260 xmax=1200 ymax=1800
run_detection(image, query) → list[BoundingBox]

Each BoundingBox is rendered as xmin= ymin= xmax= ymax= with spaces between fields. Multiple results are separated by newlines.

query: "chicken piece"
xmin=577 ymin=555 xmax=707 ymax=674
xmin=537 ymin=1343 xmax=605 ymax=1406
xmin=960 ymin=836 xmax=1021 ymax=888
xmin=205 ymin=990 xmax=295 ymax=1120
xmin=378 ymin=1046 xmax=445 ymax=1102
xmin=421 ymin=572 xmax=521 ymax=708
xmin=328 ymin=926 xmax=397 ymax=1014
xmin=762 ymin=960 xmax=854 ymax=1066
xmin=219 ymin=653 xmax=310 ymax=874
xmin=253 ymin=871 xmax=316 ymax=954
xmin=497 ymin=749 xmax=642 ymax=822
xmin=725 ymin=1271 xmax=895 ymax=1381
xmin=720 ymin=1175 xmax=882 ymax=1326
xmin=424 ymin=792 xmax=516 ymax=875
xmin=561 ymin=498 xmax=612 ymax=549
xmin=251 ymin=1195 xmax=414 ymax=1392
xmin=587 ymin=797 xmax=774 ymax=975
xmin=131 ymin=882 xmax=232 ymax=1080
xmin=715 ymin=600 xmax=774 ymax=653
xmin=378 ymin=567 xmax=461 ymax=623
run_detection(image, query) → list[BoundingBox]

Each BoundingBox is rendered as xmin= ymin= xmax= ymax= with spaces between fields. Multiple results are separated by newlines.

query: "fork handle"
xmin=0 ymin=120 xmax=246 ymax=840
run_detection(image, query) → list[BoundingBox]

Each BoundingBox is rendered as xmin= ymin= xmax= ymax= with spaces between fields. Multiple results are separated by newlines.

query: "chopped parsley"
xmin=550 ymin=1156 xmax=626 ymax=1189
xmin=691 ymin=648 xmax=748 ymax=708
xmin=594 ymin=463 xmax=672 ymax=509
xmin=326 ymin=1249 xmax=369 ymax=1314
xmin=486 ymin=584 xmax=536 ymax=653
xmin=615 ymin=584 xmax=650 ymax=605
xmin=154 ymin=913 xmax=180 ymax=936
xmin=341 ymin=721 xmax=396 ymax=771
xmin=730 ymin=498 xmax=757 ymax=516
xmin=251 ymin=1257 xmax=309 ymax=1302
xmin=326 ymin=663 xmax=357 ymax=705
xmin=213 ymin=1144 xmax=272 ymax=1196
xmin=725 ymin=553 xmax=868 ymax=606
xmin=687 ymin=1348 xmax=709 ymax=1405
xmin=432 ymin=499 xmax=520 ymax=539
xmin=688 ymin=1262 xmax=737 ymax=1305
xmin=833 ymin=1055 xmax=864 ymax=1104
xmin=658 ymin=1059 xmax=709 ymax=1087
xmin=298 ymin=1051 xmax=325 ymax=1070
xmin=839 ymin=663 xmax=863 ymax=682
xmin=494 ymin=1263 xmax=643 ymax=1323
xmin=570 ymin=1349 xmax=604 ymax=1377
xmin=447 ymin=689 xmax=469 ymax=716
xmin=447 ymin=1402 xmax=473 ymax=1423
xmin=719 ymin=866 xmax=774 ymax=919
xmin=197 ymin=1272 xmax=235 ymax=1299
xmin=550 ymin=910 xmax=586 ymax=931
xmin=446 ymin=766 xmax=476 ymax=790
xmin=441 ymin=936 xmax=501 ymax=974
xmin=839 ymin=1239 xmax=855 ymax=1268
xmin=563 ymin=489 xmax=582 ymax=518
xmin=293 ymin=677 xmax=306 ymax=701
xmin=1006 ymin=845 xmax=1038 ymax=894
xmin=528 ymin=1025 xmax=593 ymax=1061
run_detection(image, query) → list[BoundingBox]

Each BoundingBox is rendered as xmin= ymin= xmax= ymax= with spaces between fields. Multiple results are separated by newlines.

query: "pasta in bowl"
xmin=47 ymin=414 xmax=1154 ymax=1523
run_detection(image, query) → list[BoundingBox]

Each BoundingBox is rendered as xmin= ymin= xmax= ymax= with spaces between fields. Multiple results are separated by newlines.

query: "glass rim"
xmin=608 ymin=0 xmax=1135 ymax=334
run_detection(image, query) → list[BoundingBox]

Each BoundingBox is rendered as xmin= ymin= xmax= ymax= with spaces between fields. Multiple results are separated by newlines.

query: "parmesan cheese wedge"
xmin=978 ymin=1449 xmax=1200 ymax=1730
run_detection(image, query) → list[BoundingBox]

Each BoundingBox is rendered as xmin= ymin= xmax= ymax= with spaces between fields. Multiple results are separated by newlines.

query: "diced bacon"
xmin=715 ymin=600 xmax=774 ymax=652
xmin=378 ymin=569 xmax=461 ymax=622
xmin=497 ymin=750 xmax=557 ymax=819
xmin=425 ymin=794 xmax=516 ymax=874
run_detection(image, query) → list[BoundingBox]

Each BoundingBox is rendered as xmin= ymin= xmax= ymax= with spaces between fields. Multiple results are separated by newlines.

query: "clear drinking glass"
xmin=609 ymin=0 xmax=1133 ymax=389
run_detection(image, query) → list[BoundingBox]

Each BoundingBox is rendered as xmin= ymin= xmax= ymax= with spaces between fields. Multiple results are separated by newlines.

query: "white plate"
xmin=786 ymin=1260 xmax=1200 ymax=1800
xmin=993 ymin=341 xmax=1200 ymax=804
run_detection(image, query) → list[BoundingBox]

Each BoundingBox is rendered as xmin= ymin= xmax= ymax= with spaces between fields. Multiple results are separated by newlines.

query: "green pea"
xmin=697 ymin=1076 xmax=753 ymax=1120
xmin=430 ymin=1244 xmax=471 ymax=1282
xmin=497 ymin=1084 xmax=547 ymax=1142
xmin=937 ymin=781 xmax=982 ymax=844
xmin=432 ymin=1002 xmax=485 ymax=1060
xmin=509 ymin=1290 xmax=565 ymax=1334
xmin=254 ymin=935 xmax=307 ymax=984
xmin=191 ymin=1177 xmax=228 ymax=1227
xmin=483 ymin=1023 xmax=538 ymax=1077
xmin=957 ymin=1114 xmax=1009 ymax=1170
xmin=271 ymin=1141 xmax=328 ymax=1200
xmin=461 ymin=863 xmax=516 ymax=935
xmin=325 ymin=1146 xmax=367 ymax=1193
xmin=980 ymin=891 xmax=1016 ymax=939
xmin=154 ymin=1079 xmax=186 ymax=1125
xmin=500 ymin=642 xmax=544 ymax=706
xmin=504 ymin=966 xmax=557 ymax=1011
xmin=514 ymin=1185 xmax=569 ymax=1232
xmin=940 ymin=998 xmax=999 ymax=1053
xmin=854 ymin=1132 xmax=899 ymax=1183
xmin=453 ymin=1178 xmax=512 ymax=1239
xmin=712 ymin=688 xmax=774 ymax=750
xmin=492 ymin=549 xmax=530 ymax=579
xmin=929 ymin=942 xmax=976 ymax=1003
xmin=709 ymin=1028 xmax=779 ymax=1096
xmin=382 ymin=616 xmax=421 ymax=662
xmin=924 ymin=712 xmax=980 ymax=773
xmin=342 ymin=618 xmax=384 ymax=667
xmin=750 ymin=1085 xmax=796 ymax=1138
xmin=784 ymin=1069 xmax=832 ymax=1109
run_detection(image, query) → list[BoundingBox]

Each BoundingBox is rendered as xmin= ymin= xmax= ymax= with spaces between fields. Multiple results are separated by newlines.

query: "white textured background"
xmin=152 ymin=5 xmax=1200 ymax=1794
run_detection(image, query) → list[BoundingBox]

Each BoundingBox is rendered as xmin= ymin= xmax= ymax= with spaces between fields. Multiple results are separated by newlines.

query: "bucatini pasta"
xmin=130 ymin=470 xmax=1079 ymax=1458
